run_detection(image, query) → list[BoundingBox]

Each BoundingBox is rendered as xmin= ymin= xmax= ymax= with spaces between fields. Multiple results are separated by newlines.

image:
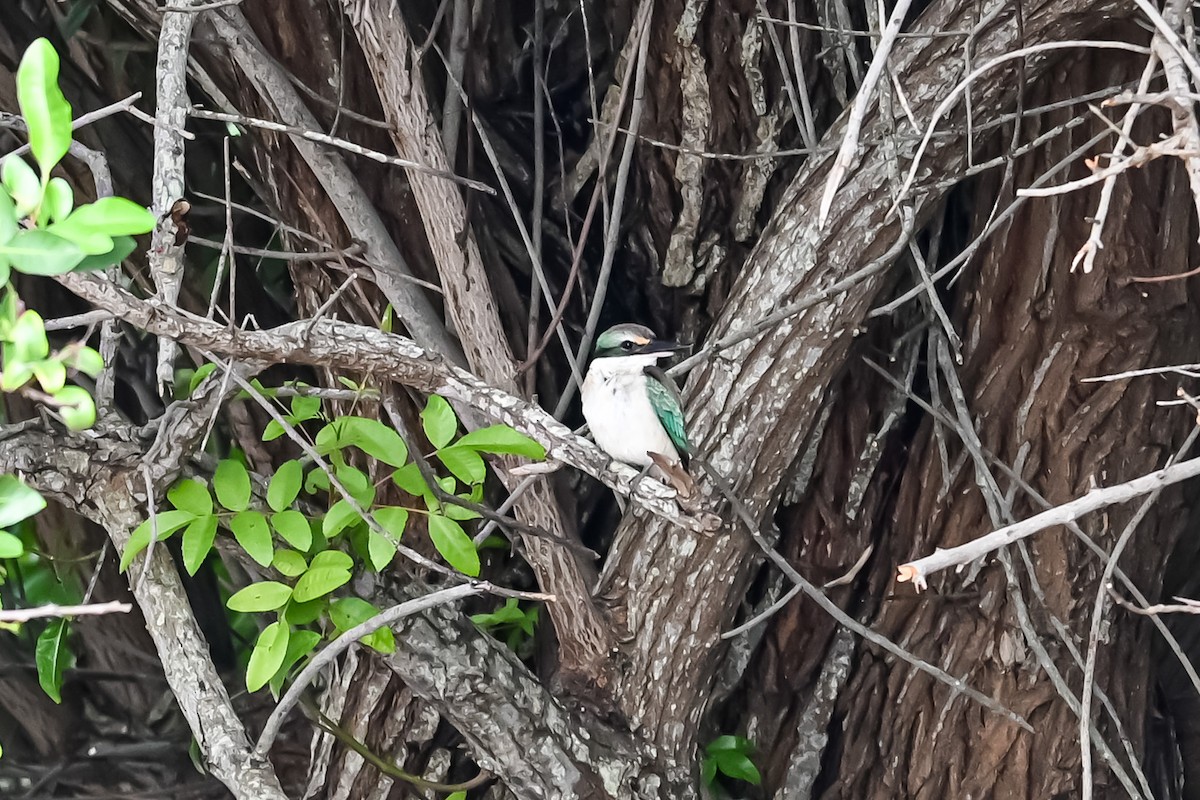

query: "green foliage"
xmin=123 ymin=387 xmax=545 ymax=694
xmin=0 ymin=38 xmax=156 ymax=547
xmin=471 ymin=598 xmax=539 ymax=651
xmin=35 ymin=618 xmax=72 ymax=703
xmin=701 ymin=735 xmax=762 ymax=790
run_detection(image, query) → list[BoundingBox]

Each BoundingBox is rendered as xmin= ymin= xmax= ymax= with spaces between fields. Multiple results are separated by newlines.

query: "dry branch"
xmin=896 ymin=453 xmax=1200 ymax=590
xmin=0 ymin=601 xmax=132 ymax=624
xmin=148 ymin=0 xmax=200 ymax=391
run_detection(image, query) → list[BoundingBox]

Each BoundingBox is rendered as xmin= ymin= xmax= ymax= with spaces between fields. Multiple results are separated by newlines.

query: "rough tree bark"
xmin=5 ymin=0 xmax=1200 ymax=798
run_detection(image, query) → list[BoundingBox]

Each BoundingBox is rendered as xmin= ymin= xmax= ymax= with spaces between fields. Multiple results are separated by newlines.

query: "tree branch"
xmin=55 ymin=272 xmax=718 ymax=534
xmin=897 ymin=451 xmax=1200 ymax=591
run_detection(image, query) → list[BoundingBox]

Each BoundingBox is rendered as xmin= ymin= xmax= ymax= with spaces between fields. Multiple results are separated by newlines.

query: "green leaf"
xmin=0 ymin=531 xmax=24 ymax=558
xmin=63 ymin=345 xmax=103 ymax=378
xmin=187 ymin=362 xmax=217 ymax=397
xmin=701 ymin=758 xmax=717 ymax=786
xmin=61 ymin=197 xmax=154 ymax=238
xmin=118 ymin=509 xmax=195 ymax=572
xmin=262 ymin=418 xmax=288 ymax=442
xmin=245 ymin=621 xmax=289 ymax=693
xmin=428 ymin=514 xmax=479 ymax=577
xmin=471 ymin=598 xmax=526 ymax=629
xmin=444 ymin=502 xmax=481 ymax=521
xmin=168 ymin=478 xmax=212 ymax=516
xmin=11 ymin=309 xmax=49 ymax=361
xmin=0 ymin=188 xmax=17 ymax=245
xmin=72 ymin=235 xmax=136 ymax=272
xmin=54 ymin=385 xmax=95 ymax=430
xmin=0 ymin=474 xmax=46 ymax=528
xmin=421 ymin=395 xmax=457 ymax=448
xmin=271 ymin=510 xmax=312 ymax=552
xmin=3 ymin=229 xmax=83 ymax=275
xmin=455 ymin=425 xmax=546 ymax=459
xmin=48 ymin=198 xmax=152 ymax=256
xmin=705 ymin=736 xmax=751 ymax=754
xmin=213 ymin=459 xmax=251 ymax=511
xmin=2 ymin=156 xmax=41 ymax=217
xmin=322 ymin=499 xmax=360 ymax=538
xmin=41 ymin=177 xmax=72 ymax=223
xmin=364 ymin=626 xmax=395 ymax=654
xmin=329 ymin=597 xmax=393 ymax=653
xmin=390 ymin=463 xmax=428 ymax=496
xmin=268 ymin=629 xmax=321 ymax=696
xmin=437 ymin=446 xmax=487 ymax=485
xmin=284 ymin=597 xmax=326 ymax=625
xmin=181 ymin=515 xmax=217 ymax=575
xmin=0 ymin=364 xmax=32 ymax=393
xmin=32 ymin=359 xmax=66 ymax=393
xmin=272 ymin=549 xmax=307 ymax=577
xmin=334 ymin=464 xmax=373 ymax=506
xmin=304 ymin=467 xmax=330 ymax=494
xmin=227 ymin=581 xmax=293 ymax=612
xmin=309 ymin=550 xmax=354 ymax=571
xmin=374 ymin=506 xmax=409 ymax=540
xmin=292 ymin=566 xmax=351 ymax=602
xmin=714 ymin=751 xmax=761 ymax=785
xmin=290 ymin=394 xmax=320 ymax=420
xmin=17 ymin=39 xmax=73 ymax=178
xmin=267 ymin=460 xmax=302 ymax=512
xmin=230 ymin=511 xmax=273 ymax=567
xmin=328 ymin=596 xmax=377 ymax=631
xmin=366 ymin=531 xmax=396 ymax=571
xmin=35 ymin=618 xmax=71 ymax=703
xmin=318 ymin=416 xmax=408 ymax=467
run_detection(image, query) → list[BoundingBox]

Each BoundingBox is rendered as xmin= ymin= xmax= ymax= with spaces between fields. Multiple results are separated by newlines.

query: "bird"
xmin=581 ymin=323 xmax=696 ymax=496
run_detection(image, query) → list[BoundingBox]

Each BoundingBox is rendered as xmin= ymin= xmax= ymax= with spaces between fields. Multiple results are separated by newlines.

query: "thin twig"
xmin=818 ymin=0 xmax=913 ymax=226
xmin=188 ymin=108 xmax=493 ymax=193
xmin=1107 ymin=587 xmax=1200 ymax=616
xmin=0 ymin=601 xmax=132 ymax=624
xmin=897 ymin=450 xmax=1200 ymax=590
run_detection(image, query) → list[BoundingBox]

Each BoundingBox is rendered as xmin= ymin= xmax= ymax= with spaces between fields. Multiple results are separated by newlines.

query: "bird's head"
xmin=591 ymin=323 xmax=686 ymax=367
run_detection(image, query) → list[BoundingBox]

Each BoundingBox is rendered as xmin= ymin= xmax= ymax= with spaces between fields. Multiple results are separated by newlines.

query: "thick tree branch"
xmin=55 ymin=272 xmax=718 ymax=534
xmin=597 ymin=0 xmax=1132 ymax=764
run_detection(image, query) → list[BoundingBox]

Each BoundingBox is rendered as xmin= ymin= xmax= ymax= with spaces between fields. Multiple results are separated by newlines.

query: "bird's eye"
xmin=620 ymin=340 xmax=634 ymax=351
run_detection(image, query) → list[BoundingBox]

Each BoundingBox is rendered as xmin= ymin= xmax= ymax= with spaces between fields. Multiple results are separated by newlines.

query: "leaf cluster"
xmin=120 ymin=388 xmax=545 ymax=694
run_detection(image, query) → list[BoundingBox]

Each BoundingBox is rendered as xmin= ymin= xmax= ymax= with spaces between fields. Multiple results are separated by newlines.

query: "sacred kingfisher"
xmin=581 ymin=323 xmax=694 ymax=493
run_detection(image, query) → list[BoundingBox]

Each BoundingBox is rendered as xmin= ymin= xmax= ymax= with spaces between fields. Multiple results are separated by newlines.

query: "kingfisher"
xmin=581 ymin=323 xmax=695 ymax=496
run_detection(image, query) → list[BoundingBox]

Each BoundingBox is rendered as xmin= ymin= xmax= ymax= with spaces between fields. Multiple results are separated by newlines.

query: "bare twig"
xmin=818 ymin=0 xmax=913 ymax=226
xmin=0 ymin=601 xmax=132 ymax=624
xmin=897 ymin=450 xmax=1200 ymax=590
xmin=704 ymin=462 xmax=1032 ymax=732
xmin=1107 ymin=587 xmax=1200 ymax=616
xmin=187 ymin=108 xmax=493 ymax=192
xmin=1079 ymin=424 xmax=1198 ymax=800
xmin=894 ymin=40 xmax=1153 ymax=211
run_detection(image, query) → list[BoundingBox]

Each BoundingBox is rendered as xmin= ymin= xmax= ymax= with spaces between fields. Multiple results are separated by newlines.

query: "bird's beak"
xmin=642 ymin=338 xmax=688 ymax=355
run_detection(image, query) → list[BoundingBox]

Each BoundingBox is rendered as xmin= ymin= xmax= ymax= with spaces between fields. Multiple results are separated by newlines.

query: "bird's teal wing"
xmin=643 ymin=365 xmax=691 ymax=458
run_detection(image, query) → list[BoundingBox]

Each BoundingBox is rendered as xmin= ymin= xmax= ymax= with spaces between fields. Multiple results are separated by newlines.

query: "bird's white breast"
xmin=582 ymin=358 xmax=680 ymax=467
